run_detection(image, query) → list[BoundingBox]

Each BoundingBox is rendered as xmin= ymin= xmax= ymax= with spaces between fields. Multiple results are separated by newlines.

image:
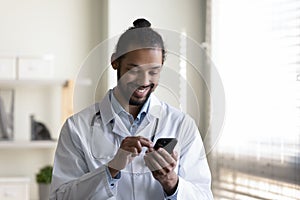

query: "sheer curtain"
xmin=210 ymin=0 xmax=300 ymax=199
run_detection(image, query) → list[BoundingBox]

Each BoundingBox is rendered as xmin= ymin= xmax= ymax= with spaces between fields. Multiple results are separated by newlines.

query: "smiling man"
xmin=50 ymin=18 xmax=214 ymax=200
xmin=112 ymin=48 xmax=162 ymax=117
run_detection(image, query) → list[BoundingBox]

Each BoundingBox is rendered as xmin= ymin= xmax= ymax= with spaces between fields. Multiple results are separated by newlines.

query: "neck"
xmin=113 ymin=88 xmax=142 ymax=119
xmin=128 ymin=105 xmax=141 ymax=119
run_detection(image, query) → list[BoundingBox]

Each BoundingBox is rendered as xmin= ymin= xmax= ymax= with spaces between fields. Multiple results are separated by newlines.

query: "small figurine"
xmin=30 ymin=115 xmax=52 ymax=140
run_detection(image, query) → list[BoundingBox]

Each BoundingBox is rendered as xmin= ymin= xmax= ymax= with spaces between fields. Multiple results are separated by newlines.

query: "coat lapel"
xmin=111 ymin=115 xmax=131 ymax=138
xmin=98 ymin=91 xmax=164 ymax=139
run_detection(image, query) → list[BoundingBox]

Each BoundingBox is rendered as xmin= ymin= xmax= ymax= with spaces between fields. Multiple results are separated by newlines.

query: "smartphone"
xmin=154 ymin=138 xmax=178 ymax=154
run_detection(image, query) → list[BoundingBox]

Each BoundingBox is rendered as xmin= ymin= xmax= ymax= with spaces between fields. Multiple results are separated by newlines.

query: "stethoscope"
xmin=90 ymin=110 xmax=101 ymax=126
xmin=90 ymin=107 xmax=160 ymax=159
xmin=91 ymin=107 xmax=160 ymax=141
xmin=90 ymin=109 xmax=119 ymax=161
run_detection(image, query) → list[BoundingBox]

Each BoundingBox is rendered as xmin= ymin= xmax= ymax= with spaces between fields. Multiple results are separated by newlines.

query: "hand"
xmin=108 ymin=136 xmax=153 ymax=177
xmin=144 ymin=148 xmax=179 ymax=195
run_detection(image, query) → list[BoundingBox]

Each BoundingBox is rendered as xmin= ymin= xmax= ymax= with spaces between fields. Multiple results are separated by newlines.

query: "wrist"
xmin=163 ymin=175 xmax=179 ymax=196
xmin=108 ymin=166 xmax=120 ymax=178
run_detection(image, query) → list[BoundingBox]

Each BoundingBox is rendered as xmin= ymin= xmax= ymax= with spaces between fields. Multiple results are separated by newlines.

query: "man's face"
xmin=115 ymin=48 xmax=163 ymax=106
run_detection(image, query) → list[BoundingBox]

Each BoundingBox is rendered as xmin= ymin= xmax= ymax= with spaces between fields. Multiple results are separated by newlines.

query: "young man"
xmin=50 ymin=19 xmax=213 ymax=200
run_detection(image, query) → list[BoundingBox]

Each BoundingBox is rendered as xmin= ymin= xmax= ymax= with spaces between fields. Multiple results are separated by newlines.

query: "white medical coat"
xmin=50 ymin=91 xmax=214 ymax=200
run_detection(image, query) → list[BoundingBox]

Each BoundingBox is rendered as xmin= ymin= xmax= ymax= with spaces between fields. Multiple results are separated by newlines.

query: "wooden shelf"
xmin=0 ymin=79 xmax=67 ymax=88
xmin=0 ymin=140 xmax=57 ymax=149
xmin=0 ymin=177 xmax=30 ymax=183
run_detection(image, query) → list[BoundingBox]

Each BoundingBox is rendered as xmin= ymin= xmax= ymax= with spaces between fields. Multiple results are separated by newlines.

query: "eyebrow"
xmin=127 ymin=63 xmax=162 ymax=69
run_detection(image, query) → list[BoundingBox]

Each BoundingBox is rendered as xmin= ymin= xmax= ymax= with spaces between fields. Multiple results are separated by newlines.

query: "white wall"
xmin=106 ymin=0 xmax=208 ymax=133
xmin=0 ymin=0 xmax=102 ymax=79
xmin=108 ymin=0 xmax=205 ymax=42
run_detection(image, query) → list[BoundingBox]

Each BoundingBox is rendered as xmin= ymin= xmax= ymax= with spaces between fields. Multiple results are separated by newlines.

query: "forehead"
xmin=121 ymin=48 xmax=163 ymax=66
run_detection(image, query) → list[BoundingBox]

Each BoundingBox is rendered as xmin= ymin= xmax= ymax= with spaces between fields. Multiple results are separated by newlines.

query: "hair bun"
xmin=133 ymin=18 xmax=151 ymax=28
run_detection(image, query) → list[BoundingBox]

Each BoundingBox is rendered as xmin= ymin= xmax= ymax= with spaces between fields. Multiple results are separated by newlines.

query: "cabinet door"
xmin=0 ymin=183 xmax=29 ymax=200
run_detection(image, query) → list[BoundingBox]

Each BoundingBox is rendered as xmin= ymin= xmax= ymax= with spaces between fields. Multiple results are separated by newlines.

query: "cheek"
xmin=125 ymin=74 xmax=139 ymax=83
xmin=118 ymin=71 xmax=138 ymax=83
xmin=152 ymin=75 xmax=160 ymax=84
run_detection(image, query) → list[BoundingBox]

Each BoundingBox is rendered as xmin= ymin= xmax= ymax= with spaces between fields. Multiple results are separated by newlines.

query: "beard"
xmin=117 ymin=68 xmax=155 ymax=106
xmin=129 ymin=85 xmax=153 ymax=106
xmin=118 ymin=82 xmax=155 ymax=106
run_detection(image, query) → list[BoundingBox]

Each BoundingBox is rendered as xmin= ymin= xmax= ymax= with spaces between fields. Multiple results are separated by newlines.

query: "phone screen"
xmin=154 ymin=138 xmax=178 ymax=154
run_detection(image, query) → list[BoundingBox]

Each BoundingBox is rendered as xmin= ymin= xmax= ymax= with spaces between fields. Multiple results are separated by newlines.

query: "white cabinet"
xmin=0 ymin=178 xmax=30 ymax=200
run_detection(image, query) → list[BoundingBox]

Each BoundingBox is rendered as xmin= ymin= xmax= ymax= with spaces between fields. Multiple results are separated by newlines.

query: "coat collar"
xmin=99 ymin=90 xmax=163 ymax=126
xmin=98 ymin=90 xmax=115 ymax=126
xmin=98 ymin=90 xmax=163 ymax=137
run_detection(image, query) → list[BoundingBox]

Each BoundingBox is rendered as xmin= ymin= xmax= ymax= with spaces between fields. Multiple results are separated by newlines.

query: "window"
xmin=210 ymin=0 xmax=300 ymax=199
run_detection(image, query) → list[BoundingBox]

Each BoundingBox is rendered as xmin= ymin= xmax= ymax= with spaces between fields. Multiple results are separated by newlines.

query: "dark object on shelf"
xmin=0 ymin=90 xmax=14 ymax=140
xmin=30 ymin=115 xmax=52 ymax=140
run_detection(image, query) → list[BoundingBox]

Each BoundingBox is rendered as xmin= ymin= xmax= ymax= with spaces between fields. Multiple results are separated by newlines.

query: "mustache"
xmin=129 ymin=83 xmax=155 ymax=90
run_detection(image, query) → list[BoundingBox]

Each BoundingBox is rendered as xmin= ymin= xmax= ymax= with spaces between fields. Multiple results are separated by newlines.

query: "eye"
xmin=128 ymin=68 xmax=139 ymax=74
xmin=149 ymin=69 xmax=160 ymax=76
xmin=149 ymin=71 xmax=157 ymax=75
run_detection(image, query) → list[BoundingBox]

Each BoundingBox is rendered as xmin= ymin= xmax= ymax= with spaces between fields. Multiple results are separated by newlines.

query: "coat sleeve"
xmin=50 ymin=118 xmax=117 ymax=200
xmin=176 ymin=115 xmax=214 ymax=200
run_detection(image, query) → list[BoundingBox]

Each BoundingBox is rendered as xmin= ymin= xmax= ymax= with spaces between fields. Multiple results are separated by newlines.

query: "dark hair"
xmin=114 ymin=18 xmax=166 ymax=63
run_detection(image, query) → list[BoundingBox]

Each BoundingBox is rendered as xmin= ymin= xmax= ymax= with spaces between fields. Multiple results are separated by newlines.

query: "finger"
xmin=135 ymin=140 xmax=143 ymax=154
xmin=144 ymin=153 xmax=163 ymax=174
xmin=171 ymin=151 xmax=178 ymax=162
xmin=138 ymin=137 xmax=153 ymax=148
xmin=157 ymin=148 xmax=176 ymax=166
xmin=147 ymin=151 xmax=167 ymax=172
xmin=153 ymin=150 xmax=169 ymax=168
xmin=152 ymin=170 xmax=164 ymax=178
xmin=144 ymin=155 xmax=156 ymax=171
xmin=146 ymin=147 xmax=155 ymax=153
xmin=153 ymin=149 xmax=177 ymax=173
xmin=146 ymin=157 xmax=166 ymax=175
xmin=129 ymin=147 xmax=139 ymax=157
xmin=121 ymin=137 xmax=143 ymax=153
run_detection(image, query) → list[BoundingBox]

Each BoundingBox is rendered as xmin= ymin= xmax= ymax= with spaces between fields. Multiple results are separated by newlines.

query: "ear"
xmin=111 ymin=53 xmax=118 ymax=70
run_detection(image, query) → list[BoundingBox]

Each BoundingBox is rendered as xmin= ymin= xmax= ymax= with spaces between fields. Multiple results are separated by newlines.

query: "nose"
xmin=137 ymin=71 xmax=151 ymax=86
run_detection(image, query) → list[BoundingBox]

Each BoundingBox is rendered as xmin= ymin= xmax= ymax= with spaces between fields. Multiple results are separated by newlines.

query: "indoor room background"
xmin=0 ymin=0 xmax=299 ymax=199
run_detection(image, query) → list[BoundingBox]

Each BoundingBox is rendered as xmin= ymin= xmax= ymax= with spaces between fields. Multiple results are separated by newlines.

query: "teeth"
xmin=137 ymin=88 xmax=146 ymax=93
